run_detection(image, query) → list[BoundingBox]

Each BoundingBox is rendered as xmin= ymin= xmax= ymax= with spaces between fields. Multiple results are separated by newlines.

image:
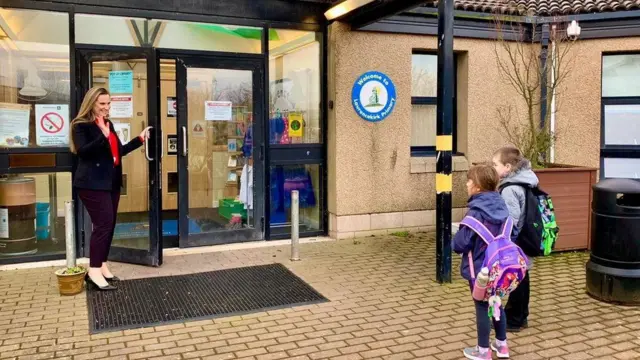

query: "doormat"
xmin=86 ymin=263 xmax=328 ymax=333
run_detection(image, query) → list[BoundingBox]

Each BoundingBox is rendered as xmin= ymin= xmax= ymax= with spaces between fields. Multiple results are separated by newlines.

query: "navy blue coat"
xmin=453 ymin=191 xmax=512 ymax=281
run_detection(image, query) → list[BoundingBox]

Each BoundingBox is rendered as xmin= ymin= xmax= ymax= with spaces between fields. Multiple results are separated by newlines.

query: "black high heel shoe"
xmin=85 ymin=273 xmax=117 ymax=291
xmin=104 ymin=275 xmax=120 ymax=282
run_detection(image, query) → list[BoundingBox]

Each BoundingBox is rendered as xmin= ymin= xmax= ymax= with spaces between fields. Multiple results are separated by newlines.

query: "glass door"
xmin=75 ymin=46 xmax=162 ymax=266
xmin=176 ymin=56 xmax=264 ymax=247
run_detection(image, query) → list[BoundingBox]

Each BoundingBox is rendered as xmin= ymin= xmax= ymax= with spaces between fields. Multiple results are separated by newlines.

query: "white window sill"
xmin=410 ymin=155 xmax=469 ymax=174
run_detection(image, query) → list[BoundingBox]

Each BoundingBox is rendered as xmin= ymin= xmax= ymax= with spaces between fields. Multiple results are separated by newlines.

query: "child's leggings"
xmin=474 ymin=300 xmax=507 ymax=348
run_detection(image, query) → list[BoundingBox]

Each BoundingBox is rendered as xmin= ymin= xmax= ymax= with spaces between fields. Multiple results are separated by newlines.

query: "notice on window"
xmin=113 ymin=122 xmax=130 ymax=143
xmin=167 ymin=97 xmax=177 ymax=117
xmin=0 ymin=208 xmax=8 ymax=239
xmin=110 ymin=95 xmax=134 ymax=118
xmin=36 ymin=104 xmax=69 ymax=146
xmin=192 ymin=121 xmax=205 ymax=138
xmin=109 ymin=71 xmax=134 ymax=94
xmin=0 ymin=102 xmax=30 ymax=147
xmin=205 ymin=101 xmax=232 ymax=121
xmin=288 ymin=112 xmax=304 ymax=137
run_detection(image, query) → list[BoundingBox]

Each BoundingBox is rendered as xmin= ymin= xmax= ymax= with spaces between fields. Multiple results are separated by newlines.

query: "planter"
xmin=55 ymin=268 xmax=87 ymax=296
xmin=534 ymin=164 xmax=598 ymax=252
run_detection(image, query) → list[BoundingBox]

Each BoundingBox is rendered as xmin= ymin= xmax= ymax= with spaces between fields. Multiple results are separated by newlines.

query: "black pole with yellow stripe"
xmin=436 ymin=0 xmax=454 ymax=284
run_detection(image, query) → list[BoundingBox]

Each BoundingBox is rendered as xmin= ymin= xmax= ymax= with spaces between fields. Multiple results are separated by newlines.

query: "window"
xmin=411 ymin=52 xmax=457 ymax=156
xmin=75 ymin=14 xmax=262 ymax=53
xmin=601 ymin=54 xmax=640 ymax=179
xmin=269 ymin=164 xmax=322 ymax=235
xmin=268 ymin=30 xmax=322 ymax=144
xmin=0 ymin=8 xmax=70 ymax=150
xmin=0 ymin=172 xmax=72 ymax=263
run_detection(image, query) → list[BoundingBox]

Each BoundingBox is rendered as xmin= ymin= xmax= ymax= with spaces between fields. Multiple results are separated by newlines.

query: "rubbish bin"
xmin=586 ymin=178 xmax=640 ymax=305
xmin=0 ymin=177 xmax=38 ymax=256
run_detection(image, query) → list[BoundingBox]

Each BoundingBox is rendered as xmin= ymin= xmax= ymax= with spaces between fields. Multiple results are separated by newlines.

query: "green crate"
xmin=218 ymin=198 xmax=247 ymax=220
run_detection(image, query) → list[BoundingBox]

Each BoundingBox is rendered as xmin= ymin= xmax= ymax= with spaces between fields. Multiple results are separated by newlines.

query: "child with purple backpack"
xmin=453 ymin=164 xmax=529 ymax=360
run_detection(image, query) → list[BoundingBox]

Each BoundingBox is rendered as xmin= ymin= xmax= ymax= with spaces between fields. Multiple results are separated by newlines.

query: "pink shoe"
xmin=491 ymin=340 xmax=510 ymax=358
xmin=463 ymin=346 xmax=492 ymax=360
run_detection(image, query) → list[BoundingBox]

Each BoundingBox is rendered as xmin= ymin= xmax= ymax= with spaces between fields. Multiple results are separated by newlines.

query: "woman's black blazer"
xmin=72 ymin=120 xmax=143 ymax=191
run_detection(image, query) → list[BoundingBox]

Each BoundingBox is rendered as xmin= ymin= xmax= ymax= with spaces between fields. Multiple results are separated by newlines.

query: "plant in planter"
xmin=55 ymin=265 xmax=87 ymax=296
xmin=492 ymin=14 xmax=597 ymax=251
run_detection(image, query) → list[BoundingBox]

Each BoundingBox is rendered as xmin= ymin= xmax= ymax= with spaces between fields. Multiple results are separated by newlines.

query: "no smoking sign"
xmin=41 ymin=112 xmax=64 ymax=134
xmin=36 ymin=105 xmax=69 ymax=146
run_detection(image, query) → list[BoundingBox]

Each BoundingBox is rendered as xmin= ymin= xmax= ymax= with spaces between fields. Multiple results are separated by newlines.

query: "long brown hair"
xmin=70 ymin=87 xmax=110 ymax=153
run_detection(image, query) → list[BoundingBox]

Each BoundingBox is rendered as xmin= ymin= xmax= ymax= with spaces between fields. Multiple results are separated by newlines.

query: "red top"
xmin=97 ymin=119 xmax=145 ymax=166
xmin=108 ymin=131 xmax=120 ymax=166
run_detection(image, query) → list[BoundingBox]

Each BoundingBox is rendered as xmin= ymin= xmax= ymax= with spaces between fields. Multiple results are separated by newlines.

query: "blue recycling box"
xmin=36 ymin=202 xmax=50 ymax=241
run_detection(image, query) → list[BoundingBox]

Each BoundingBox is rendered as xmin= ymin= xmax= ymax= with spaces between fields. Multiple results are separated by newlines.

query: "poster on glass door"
xmin=110 ymin=95 xmax=134 ymax=118
xmin=205 ymin=101 xmax=232 ymax=121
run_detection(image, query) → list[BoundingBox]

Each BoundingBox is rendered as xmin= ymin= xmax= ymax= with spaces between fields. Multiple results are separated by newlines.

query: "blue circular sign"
xmin=352 ymin=71 xmax=397 ymax=122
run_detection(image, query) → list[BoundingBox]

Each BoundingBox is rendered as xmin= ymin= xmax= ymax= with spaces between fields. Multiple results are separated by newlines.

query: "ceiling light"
xmin=324 ymin=0 xmax=376 ymax=21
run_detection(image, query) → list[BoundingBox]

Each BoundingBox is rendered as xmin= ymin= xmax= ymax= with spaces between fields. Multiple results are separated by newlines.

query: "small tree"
xmin=493 ymin=12 xmax=577 ymax=168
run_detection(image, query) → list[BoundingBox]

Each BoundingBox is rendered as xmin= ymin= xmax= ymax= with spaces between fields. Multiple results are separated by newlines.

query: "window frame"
xmin=410 ymin=51 xmax=458 ymax=157
xmin=600 ymin=53 xmax=640 ymax=180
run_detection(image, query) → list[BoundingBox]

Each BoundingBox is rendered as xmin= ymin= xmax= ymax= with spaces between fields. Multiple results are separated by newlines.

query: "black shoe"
xmin=506 ymin=321 xmax=528 ymax=333
xmin=104 ymin=275 xmax=120 ymax=282
xmin=85 ymin=274 xmax=117 ymax=291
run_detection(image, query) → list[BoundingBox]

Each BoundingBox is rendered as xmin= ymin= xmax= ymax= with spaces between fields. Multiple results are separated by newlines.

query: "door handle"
xmin=182 ymin=126 xmax=188 ymax=156
xmin=160 ymin=130 xmax=164 ymax=159
xmin=145 ymin=127 xmax=154 ymax=161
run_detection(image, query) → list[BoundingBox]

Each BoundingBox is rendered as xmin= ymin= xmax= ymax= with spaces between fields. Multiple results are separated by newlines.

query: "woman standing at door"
xmin=71 ymin=87 xmax=150 ymax=291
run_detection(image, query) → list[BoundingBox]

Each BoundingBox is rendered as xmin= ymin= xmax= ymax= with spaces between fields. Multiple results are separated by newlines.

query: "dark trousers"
xmin=505 ymin=271 xmax=530 ymax=327
xmin=474 ymin=300 xmax=507 ymax=348
xmin=78 ymin=189 xmax=120 ymax=268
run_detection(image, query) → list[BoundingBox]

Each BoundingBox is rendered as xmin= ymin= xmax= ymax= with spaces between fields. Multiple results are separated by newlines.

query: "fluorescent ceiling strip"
xmin=324 ymin=0 xmax=376 ymax=20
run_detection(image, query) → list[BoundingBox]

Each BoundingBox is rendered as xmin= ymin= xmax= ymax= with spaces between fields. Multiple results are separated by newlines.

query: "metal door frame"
xmin=168 ymin=51 xmax=265 ymax=248
xmin=75 ymin=45 xmax=162 ymax=266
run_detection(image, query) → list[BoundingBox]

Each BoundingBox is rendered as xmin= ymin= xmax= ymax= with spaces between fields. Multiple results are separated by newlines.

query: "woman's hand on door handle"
xmin=139 ymin=126 xmax=152 ymax=142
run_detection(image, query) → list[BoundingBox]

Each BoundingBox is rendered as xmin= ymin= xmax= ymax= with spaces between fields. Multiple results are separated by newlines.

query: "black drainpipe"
xmin=539 ymin=23 xmax=550 ymax=129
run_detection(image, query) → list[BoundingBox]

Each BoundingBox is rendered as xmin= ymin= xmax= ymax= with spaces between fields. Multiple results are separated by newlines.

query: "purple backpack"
xmin=461 ymin=216 xmax=529 ymax=302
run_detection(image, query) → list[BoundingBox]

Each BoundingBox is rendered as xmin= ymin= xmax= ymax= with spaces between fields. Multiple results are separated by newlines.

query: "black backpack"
xmin=499 ymin=183 xmax=559 ymax=257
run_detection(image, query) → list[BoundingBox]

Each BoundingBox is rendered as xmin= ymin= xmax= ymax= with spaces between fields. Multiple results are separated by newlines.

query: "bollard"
xmin=290 ymin=190 xmax=300 ymax=261
xmin=64 ymin=201 xmax=76 ymax=268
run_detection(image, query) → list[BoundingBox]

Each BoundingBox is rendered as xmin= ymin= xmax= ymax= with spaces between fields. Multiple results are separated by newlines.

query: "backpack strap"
xmin=499 ymin=182 xmax=531 ymax=193
xmin=460 ymin=216 xmax=496 ymax=245
xmin=501 ymin=217 xmax=514 ymax=240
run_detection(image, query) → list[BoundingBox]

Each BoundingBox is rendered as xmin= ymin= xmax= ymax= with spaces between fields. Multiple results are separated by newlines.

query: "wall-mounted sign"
xmin=351 ymin=71 xmax=397 ymax=123
xmin=167 ymin=135 xmax=177 ymax=155
xmin=167 ymin=97 xmax=176 ymax=117
xmin=112 ymin=122 xmax=130 ymax=143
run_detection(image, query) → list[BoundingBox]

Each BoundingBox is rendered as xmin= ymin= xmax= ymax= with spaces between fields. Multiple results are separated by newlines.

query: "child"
xmin=492 ymin=146 xmax=539 ymax=332
xmin=453 ymin=164 xmax=511 ymax=360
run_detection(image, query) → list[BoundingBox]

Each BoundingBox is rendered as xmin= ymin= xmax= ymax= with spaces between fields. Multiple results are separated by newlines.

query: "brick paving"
xmin=1 ymin=232 xmax=639 ymax=360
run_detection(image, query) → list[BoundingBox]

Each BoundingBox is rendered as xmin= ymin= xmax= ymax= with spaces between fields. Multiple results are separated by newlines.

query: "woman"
xmin=71 ymin=87 xmax=150 ymax=291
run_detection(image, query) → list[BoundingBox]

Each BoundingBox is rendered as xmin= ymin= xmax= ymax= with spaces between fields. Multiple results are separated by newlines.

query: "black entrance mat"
xmin=86 ymin=263 xmax=328 ymax=333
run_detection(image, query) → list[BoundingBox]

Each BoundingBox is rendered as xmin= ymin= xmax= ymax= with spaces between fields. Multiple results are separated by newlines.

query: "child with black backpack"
xmin=453 ymin=164 xmax=529 ymax=360
xmin=493 ymin=146 xmax=558 ymax=332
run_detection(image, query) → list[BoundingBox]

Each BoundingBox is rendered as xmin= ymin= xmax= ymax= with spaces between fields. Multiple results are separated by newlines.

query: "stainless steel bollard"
xmin=290 ymin=190 xmax=300 ymax=261
xmin=64 ymin=201 xmax=76 ymax=268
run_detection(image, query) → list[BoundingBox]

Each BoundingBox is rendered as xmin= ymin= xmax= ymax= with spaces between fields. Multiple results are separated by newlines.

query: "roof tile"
xmin=423 ymin=0 xmax=640 ymax=16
